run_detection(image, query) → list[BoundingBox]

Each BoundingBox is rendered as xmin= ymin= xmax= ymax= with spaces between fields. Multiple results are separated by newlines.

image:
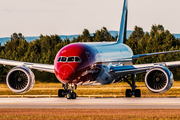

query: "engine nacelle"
xmin=6 ymin=66 xmax=35 ymax=93
xmin=145 ymin=66 xmax=173 ymax=93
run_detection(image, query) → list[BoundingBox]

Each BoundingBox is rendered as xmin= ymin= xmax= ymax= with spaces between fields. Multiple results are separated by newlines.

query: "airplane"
xmin=1 ymin=0 xmax=180 ymax=99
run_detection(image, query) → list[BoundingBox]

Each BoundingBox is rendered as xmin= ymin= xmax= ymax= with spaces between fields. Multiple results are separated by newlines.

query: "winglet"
xmin=117 ymin=0 xmax=128 ymax=44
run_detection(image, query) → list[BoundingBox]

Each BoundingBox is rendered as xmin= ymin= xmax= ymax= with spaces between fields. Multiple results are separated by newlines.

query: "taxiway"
xmin=0 ymin=98 xmax=180 ymax=109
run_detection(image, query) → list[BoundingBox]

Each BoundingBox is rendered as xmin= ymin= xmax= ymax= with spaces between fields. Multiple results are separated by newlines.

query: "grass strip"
xmin=0 ymin=82 xmax=180 ymax=97
xmin=0 ymin=109 xmax=180 ymax=119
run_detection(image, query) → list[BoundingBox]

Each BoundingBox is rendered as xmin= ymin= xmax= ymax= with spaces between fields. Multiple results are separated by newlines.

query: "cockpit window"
xmin=57 ymin=57 xmax=61 ymax=62
xmin=61 ymin=57 xmax=67 ymax=62
xmin=68 ymin=57 xmax=74 ymax=62
xmin=75 ymin=57 xmax=81 ymax=63
xmin=57 ymin=56 xmax=81 ymax=63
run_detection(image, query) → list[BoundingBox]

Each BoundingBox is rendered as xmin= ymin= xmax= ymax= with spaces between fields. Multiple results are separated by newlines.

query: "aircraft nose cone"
xmin=59 ymin=64 xmax=75 ymax=81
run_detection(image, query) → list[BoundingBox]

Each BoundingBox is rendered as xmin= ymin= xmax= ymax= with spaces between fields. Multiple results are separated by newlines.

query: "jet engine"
xmin=145 ymin=66 xmax=173 ymax=93
xmin=6 ymin=66 xmax=35 ymax=93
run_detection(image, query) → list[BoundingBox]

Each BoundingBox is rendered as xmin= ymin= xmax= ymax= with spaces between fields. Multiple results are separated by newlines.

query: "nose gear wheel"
xmin=58 ymin=84 xmax=77 ymax=99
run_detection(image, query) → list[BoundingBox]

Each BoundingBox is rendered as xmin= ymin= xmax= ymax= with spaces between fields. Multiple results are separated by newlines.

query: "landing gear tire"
xmin=66 ymin=93 xmax=72 ymax=99
xmin=125 ymin=89 xmax=141 ymax=97
xmin=58 ymin=89 xmax=65 ymax=97
xmin=71 ymin=92 xmax=76 ymax=99
xmin=66 ymin=92 xmax=76 ymax=99
xmin=126 ymin=89 xmax=132 ymax=97
xmin=135 ymin=89 xmax=141 ymax=97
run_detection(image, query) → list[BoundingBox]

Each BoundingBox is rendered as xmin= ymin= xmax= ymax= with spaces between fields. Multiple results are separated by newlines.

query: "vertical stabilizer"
xmin=117 ymin=0 xmax=128 ymax=44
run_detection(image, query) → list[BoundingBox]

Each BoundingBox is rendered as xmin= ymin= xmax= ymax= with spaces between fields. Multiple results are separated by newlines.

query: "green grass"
xmin=1 ymin=81 xmax=180 ymax=97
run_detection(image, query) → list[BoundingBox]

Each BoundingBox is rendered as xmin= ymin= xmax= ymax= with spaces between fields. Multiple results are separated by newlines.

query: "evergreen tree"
xmin=0 ymin=26 xmax=180 ymax=82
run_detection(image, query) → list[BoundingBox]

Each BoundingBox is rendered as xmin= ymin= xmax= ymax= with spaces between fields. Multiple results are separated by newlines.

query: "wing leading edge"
xmin=132 ymin=50 xmax=180 ymax=59
xmin=111 ymin=49 xmax=180 ymax=75
xmin=0 ymin=59 xmax=54 ymax=73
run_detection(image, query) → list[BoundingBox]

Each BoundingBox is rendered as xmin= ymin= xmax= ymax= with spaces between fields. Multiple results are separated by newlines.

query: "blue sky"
xmin=0 ymin=0 xmax=180 ymax=37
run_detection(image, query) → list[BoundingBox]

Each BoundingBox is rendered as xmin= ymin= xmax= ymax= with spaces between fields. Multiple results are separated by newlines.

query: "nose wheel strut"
xmin=58 ymin=84 xmax=77 ymax=99
xmin=124 ymin=74 xmax=141 ymax=97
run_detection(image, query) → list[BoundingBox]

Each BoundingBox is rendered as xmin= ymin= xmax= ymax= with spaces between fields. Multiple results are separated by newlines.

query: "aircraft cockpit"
xmin=57 ymin=56 xmax=81 ymax=63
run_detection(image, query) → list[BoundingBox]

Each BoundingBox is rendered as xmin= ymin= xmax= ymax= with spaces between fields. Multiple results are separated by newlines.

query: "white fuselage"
xmin=83 ymin=42 xmax=133 ymax=65
xmin=80 ymin=42 xmax=134 ymax=85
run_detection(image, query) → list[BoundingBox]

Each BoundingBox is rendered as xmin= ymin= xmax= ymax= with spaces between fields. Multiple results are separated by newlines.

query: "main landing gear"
xmin=58 ymin=84 xmax=77 ymax=99
xmin=124 ymin=74 xmax=141 ymax=97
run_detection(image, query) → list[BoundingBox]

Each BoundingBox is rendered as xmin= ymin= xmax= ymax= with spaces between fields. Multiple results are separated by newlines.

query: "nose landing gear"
xmin=58 ymin=84 xmax=77 ymax=99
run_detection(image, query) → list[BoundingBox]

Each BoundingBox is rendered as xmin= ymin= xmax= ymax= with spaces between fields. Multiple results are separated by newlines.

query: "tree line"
xmin=0 ymin=25 xmax=180 ymax=82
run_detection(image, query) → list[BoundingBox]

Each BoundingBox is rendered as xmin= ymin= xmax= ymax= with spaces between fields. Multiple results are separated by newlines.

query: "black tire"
xmin=66 ymin=93 xmax=72 ymax=99
xmin=71 ymin=92 xmax=77 ymax=99
xmin=126 ymin=89 xmax=132 ymax=97
xmin=135 ymin=89 xmax=141 ymax=97
xmin=58 ymin=89 xmax=65 ymax=97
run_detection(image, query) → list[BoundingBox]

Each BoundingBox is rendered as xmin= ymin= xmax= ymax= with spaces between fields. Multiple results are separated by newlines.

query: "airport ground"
xmin=0 ymin=97 xmax=180 ymax=119
xmin=1 ymin=81 xmax=180 ymax=97
xmin=0 ymin=82 xmax=180 ymax=119
xmin=0 ymin=109 xmax=179 ymax=119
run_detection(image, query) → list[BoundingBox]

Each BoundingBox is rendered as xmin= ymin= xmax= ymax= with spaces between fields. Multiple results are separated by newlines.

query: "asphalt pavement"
xmin=0 ymin=97 xmax=180 ymax=109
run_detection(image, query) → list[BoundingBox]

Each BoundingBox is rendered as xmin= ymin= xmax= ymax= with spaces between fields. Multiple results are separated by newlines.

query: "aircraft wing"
xmin=0 ymin=59 xmax=54 ymax=73
xmin=132 ymin=50 xmax=180 ymax=59
xmin=110 ymin=61 xmax=180 ymax=76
